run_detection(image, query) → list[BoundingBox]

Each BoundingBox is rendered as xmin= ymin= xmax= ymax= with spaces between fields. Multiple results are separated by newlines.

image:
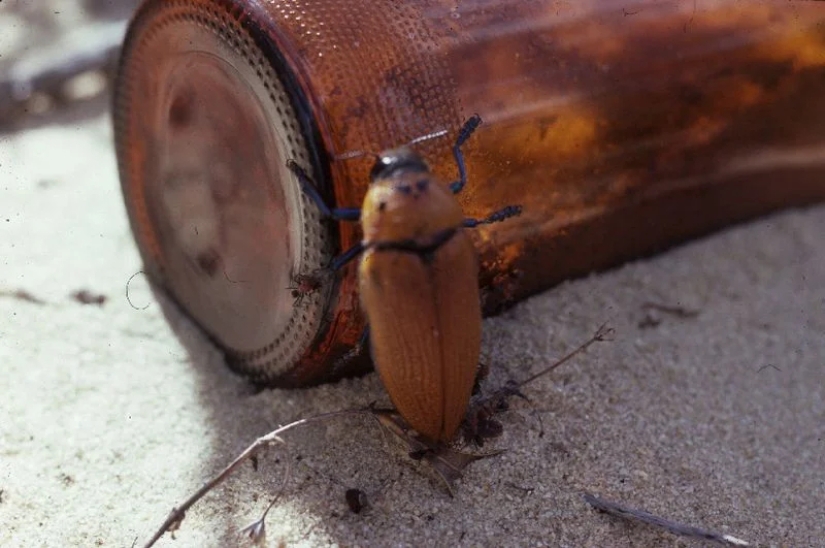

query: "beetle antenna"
xmin=334 ymin=150 xmax=380 ymax=162
xmin=407 ymin=128 xmax=449 ymax=146
xmin=335 ymin=128 xmax=449 ymax=162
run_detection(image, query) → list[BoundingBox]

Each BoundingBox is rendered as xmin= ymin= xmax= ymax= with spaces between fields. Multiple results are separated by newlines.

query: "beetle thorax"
xmin=360 ymin=170 xmax=464 ymax=244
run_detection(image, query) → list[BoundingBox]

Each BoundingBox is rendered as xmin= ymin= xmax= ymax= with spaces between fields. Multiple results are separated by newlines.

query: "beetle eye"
xmin=370 ymin=147 xmax=428 ymax=181
xmin=369 ymin=156 xmax=394 ymax=181
xmin=416 ymin=179 xmax=428 ymax=192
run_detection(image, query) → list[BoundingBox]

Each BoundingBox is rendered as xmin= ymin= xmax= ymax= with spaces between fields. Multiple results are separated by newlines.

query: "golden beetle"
xmin=287 ymin=116 xmax=521 ymax=441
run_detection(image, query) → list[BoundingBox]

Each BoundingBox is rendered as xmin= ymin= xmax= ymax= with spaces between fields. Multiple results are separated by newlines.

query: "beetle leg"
xmin=286 ymin=159 xmax=361 ymax=221
xmin=338 ymin=325 xmax=370 ymax=360
xmin=330 ymin=242 xmax=365 ymax=271
xmin=373 ymin=409 xmax=504 ymax=496
xmin=283 ymin=158 xmax=365 ymax=271
xmin=448 ymin=114 xmax=482 ymax=195
xmin=329 ymin=325 xmax=370 ymax=375
xmin=346 ymin=325 xmax=371 ymax=360
xmin=471 ymin=361 xmax=490 ymax=396
xmin=463 ymin=204 xmax=523 ymax=228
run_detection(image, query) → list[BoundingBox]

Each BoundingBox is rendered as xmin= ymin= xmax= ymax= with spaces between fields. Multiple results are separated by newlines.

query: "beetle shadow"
xmin=145 ymin=282 xmax=405 ymax=546
xmin=137 ymin=202 xmax=825 ymax=547
xmin=145 ymin=283 xmax=272 ymax=545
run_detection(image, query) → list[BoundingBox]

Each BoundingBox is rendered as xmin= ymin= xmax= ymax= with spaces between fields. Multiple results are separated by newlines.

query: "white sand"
xmin=1 ymin=112 xmax=823 ymax=548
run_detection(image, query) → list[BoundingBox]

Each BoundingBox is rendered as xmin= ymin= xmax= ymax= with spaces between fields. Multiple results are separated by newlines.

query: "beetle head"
xmin=369 ymin=146 xmax=429 ymax=182
xmin=361 ymin=166 xmax=463 ymax=244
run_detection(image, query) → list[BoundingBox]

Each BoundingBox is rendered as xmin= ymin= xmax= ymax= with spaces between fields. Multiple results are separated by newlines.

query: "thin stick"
xmin=142 ymin=408 xmax=371 ymax=548
xmin=518 ymin=323 xmax=614 ymax=388
xmin=462 ymin=324 xmax=614 ymax=444
xmin=239 ymin=450 xmax=294 ymax=543
xmin=641 ymin=301 xmax=699 ymax=318
xmin=584 ymin=493 xmax=752 ymax=547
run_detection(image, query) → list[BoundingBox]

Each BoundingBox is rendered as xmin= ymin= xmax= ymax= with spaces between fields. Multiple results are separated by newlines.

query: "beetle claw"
xmin=372 ymin=409 xmax=503 ymax=495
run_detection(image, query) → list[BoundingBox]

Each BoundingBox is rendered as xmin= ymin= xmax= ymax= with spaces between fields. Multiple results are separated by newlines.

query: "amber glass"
xmin=115 ymin=0 xmax=825 ymax=386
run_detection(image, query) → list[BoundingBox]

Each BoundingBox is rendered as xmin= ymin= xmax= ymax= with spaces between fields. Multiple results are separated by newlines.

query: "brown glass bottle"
xmin=114 ymin=0 xmax=825 ymax=386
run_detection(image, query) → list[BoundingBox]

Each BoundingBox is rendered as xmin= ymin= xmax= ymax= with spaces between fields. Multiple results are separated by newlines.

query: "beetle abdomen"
xmin=359 ymin=231 xmax=481 ymax=441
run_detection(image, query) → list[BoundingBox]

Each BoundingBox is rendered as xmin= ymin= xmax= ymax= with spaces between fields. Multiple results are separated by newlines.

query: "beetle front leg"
xmin=286 ymin=159 xmax=361 ymax=221
xmin=448 ymin=114 xmax=482 ymax=195
xmin=286 ymin=159 xmax=364 ymax=271
xmin=463 ymin=205 xmax=522 ymax=228
xmin=330 ymin=242 xmax=365 ymax=271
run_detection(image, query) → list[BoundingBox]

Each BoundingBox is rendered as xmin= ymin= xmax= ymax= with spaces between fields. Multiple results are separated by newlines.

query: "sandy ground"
xmin=1 ymin=98 xmax=824 ymax=548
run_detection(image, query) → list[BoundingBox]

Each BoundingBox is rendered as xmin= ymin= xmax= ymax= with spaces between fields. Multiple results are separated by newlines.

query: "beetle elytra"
xmin=287 ymin=115 xmax=521 ymax=441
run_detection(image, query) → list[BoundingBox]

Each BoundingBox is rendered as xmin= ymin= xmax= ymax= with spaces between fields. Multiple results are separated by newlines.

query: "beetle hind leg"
xmin=463 ymin=205 xmax=523 ymax=228
xmin=373 ymin=408 xmax=504 ymax=496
